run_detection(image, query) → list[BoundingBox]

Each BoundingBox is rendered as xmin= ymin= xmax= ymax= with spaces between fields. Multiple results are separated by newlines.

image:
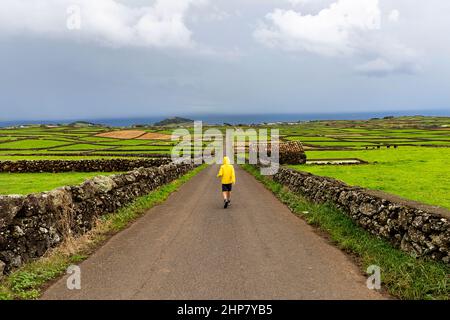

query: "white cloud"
xmin=0 ymin=0 xmax=206 ymax=48
xmin=255 ymin=0 xmax=381 ymax=56
xmin=287 ymin=0 xmax=311 ymax=6
xmin=356 ymin=57 xmax=416 ymax=77
xmin=254 ymin=0 xmax=417 ymax=76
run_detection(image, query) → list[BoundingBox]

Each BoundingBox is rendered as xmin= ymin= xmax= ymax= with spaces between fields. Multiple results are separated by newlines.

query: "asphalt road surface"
xmin=42 ymin=165 xmax=384 ymax=300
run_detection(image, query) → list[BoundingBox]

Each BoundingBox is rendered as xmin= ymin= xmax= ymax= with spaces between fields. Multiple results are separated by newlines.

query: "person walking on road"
xmin=217 ymin=156 xmax=236 ymax=209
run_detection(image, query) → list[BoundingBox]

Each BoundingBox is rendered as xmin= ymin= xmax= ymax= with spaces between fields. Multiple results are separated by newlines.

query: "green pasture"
xmin=0 ymin=140 xmax=70 ymax=150
xmin=78 ymin=137 xmax=152 ymax=145
xmin=111 ymin=145 xmax=173 ymax=151
xmin=0 ymin=118 xmax=449 ymax=205
xmin=303 ymin=141 xmax=378 ymax=147
xmin=0 ymin=172 xmax=121 ymax=195
xmin=0 ymin=125 xmax=176 ymax=157
xmin=92 ymin=150 xmax=171 ymax=155
xmin=0 ymin=137 xmax=16 ymax=141
xmin=0 ymin=155 xmax=133 ymax=161
xmin=285 ymin=136 xmax=338 ymax=141
xmin=50 ymin=144 xmax=114 ymax=151
xmin=281 ymin=120 xmax=450 ymax=148
xmin=0 ymin=150 xmax=46 ymax=155
xmin=292 ymin=147 xmax=450 ymax=210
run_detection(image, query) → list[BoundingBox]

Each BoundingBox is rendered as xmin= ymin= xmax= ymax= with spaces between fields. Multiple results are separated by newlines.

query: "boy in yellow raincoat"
xmin=217 ymin=156 xmax=236 ymax=209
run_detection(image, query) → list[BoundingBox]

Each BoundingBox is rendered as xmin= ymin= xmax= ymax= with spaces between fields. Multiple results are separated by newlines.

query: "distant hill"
xmin=154 ymin=117 xmax=194 ymax=126
xmin=68 ymin=121 xmax=99 ymax=127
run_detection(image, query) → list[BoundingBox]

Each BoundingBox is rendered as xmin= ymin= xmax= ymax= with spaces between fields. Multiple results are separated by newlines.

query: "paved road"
xmin=42 ymin=165 xmax=383 ymax=300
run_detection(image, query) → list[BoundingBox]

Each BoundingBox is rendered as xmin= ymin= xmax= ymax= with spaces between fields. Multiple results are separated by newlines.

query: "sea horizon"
xmin=1 ymin=110 xmax=449 ymax=128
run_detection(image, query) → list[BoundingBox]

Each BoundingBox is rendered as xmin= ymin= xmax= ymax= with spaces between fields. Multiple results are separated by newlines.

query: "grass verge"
xmin=242 ymin=164 xmax=450 ymax=300
xmin=0 ymin=164 xmax=207 ymax=300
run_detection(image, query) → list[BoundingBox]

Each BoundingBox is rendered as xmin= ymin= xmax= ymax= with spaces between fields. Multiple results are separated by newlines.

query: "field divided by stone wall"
xmin=0 ymin=162 xmax=196 ymax=276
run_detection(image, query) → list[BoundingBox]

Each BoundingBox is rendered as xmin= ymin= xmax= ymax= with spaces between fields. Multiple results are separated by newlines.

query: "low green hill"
xmin=153 ymin=117 xmax=194 ymax=126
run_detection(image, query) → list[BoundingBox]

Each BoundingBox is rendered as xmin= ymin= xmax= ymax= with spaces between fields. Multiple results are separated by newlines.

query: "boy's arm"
xmin=217 ymin=166 xmax=223 ymax=177
xmin=231 ymin=166 xmax=236 ymax=184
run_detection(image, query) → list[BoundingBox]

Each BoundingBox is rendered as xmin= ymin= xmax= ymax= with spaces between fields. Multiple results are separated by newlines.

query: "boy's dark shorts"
xmin=222 ymin=184 xmax=232 ymax=192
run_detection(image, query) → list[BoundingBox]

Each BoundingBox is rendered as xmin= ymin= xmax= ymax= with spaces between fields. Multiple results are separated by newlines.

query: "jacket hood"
xmin=223 ymin=156 xmax=230 ymax=165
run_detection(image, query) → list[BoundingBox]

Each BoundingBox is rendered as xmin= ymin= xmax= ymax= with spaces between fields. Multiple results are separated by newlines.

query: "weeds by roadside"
xmin=0 ymin=164 xmax=207 ymax=300
xmin=242 ymin=164 xmax=450 ymax=300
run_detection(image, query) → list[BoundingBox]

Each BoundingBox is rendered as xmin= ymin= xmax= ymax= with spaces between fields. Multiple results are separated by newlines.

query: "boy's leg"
xmin=223 ymin=191 xmax=229 ymax=208
xmin=226 ymin=191 xmax=231 ymax=206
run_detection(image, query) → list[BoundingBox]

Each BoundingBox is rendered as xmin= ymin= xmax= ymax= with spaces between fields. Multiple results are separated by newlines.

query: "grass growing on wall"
xmin=242 ymin=164 xmax=450 ymax=300
xmin=0 ymin=164 xmax=207 ymax=300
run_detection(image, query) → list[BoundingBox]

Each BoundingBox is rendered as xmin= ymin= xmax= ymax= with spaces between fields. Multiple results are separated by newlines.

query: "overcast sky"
xmin=1 ymin=0 xmax=449 ymax=121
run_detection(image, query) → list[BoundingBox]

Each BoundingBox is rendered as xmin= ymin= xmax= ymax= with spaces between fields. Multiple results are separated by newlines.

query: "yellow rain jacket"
xmin=217 ymin=156 xmax=236 ymax=184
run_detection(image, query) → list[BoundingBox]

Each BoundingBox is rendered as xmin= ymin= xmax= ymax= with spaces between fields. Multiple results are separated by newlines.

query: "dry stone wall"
xmin=250 ymin=141 xmax=307 ymax=165
xmin=272 ymin=167 xmax=450 ymax=264
xmin=0 ymin=162 xmax=195 ymax=276
xmin=278 ymin=141 xmax=307 ymax=165
xmin=0 ymin=158 xmax=171 ymax=173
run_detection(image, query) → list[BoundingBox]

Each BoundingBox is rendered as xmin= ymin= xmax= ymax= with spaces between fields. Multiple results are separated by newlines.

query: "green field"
xmin=0 ymin=172 xmax=120 ymax=195
xmin=0 ymin=125 xmax=176 ymax=157
xmin=278 ymin=117 xmax=450 ymax=210
xmin=0 ymin=155 xmax=133 ymax=161
xmin=0 ymin=117 xmax=449 ymax=210
xmin=0 ymin=125 xmax=180 ymax=194
xmin=291 ymin=147 xmax=450 ymax=210
xmin=280 ymin=116 xmax=450 ymax=148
